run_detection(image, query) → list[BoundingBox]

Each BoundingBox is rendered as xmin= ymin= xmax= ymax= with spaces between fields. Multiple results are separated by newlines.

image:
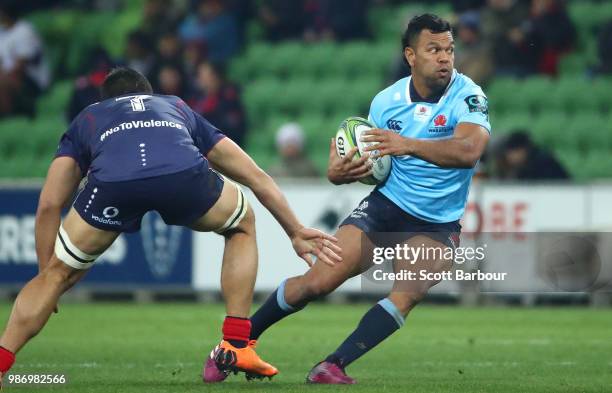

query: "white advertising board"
xmin=193 ymin=182 xmax=612 ymax=293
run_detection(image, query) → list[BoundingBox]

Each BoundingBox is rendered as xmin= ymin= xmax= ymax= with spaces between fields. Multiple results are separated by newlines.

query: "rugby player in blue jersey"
xmin=204 ymin=14 xmax=491 ymax=384
xmin=0 ymin=67 xmax=342 ymax=386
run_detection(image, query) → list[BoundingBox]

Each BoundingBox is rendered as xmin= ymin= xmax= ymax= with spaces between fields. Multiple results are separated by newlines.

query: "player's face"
xmin=405 ymin=30 xmax=454 ymax=92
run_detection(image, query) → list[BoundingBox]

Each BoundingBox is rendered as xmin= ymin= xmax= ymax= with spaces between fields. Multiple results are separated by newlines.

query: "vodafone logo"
xmin=103 ymin=206 xmax=119 ymax=218
xmin=93 ymin=206 xmax=121 ymax=226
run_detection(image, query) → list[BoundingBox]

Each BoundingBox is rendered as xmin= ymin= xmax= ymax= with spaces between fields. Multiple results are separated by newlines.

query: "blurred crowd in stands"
xmin=2 ymin=0 xmax=607 ymax=180
xmin=392 ymin=0 xmax=579 ymax=84
xmin=0 ymin=2 xmax=50 ymax=117
xmin=484 ymin=130 xmax=569 ymax=181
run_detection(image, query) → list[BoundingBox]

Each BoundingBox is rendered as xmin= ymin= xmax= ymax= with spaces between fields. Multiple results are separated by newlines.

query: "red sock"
xmin=222 ymin=316 xmax=251 ymax=348
xmin=0 ymin=346 xmax=15 ymax=373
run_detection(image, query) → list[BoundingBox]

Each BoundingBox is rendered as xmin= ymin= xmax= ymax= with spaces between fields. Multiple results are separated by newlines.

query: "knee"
xmin=231 ymin=206 xmax=255 ymax=237
xmin=299 ymin=276 xmax=337 ymax=302
xmin=242 ymin=207 xmax=255 ymax=230
xmin=40 ymin=259 xmax=78 ymax=290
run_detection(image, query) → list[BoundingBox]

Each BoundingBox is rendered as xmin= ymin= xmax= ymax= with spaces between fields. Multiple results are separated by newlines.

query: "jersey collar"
xmin=404 ymin=70 xmax=457 ymax=105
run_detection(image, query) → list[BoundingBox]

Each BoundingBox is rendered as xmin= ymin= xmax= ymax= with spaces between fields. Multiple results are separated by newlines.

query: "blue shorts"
xmin=73 ymin=162 xmax=224 ymax=232
xmin=340 ymin=190 xmax=461 ymax=248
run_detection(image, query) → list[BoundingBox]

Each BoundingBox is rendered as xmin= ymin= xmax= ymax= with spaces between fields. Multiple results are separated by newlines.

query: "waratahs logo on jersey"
xmin=140 ymin=211 xmax=183 ymax=279
xmin=434 ymin=114 xmax=447 ymax=127
xmin=429 ymin=114 xmax=452 ymax=134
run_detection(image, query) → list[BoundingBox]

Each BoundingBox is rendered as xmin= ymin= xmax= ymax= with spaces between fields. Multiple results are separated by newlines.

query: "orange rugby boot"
xmin=213 ymin=340 xmax=278 ymax=381
xmin=203 ymin=339 xmax=259 ymax=383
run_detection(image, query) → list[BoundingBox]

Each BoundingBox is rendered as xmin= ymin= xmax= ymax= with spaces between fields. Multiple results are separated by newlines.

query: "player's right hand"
xmin=290 ymin=227 xmax=342 ymax=267
xmin=327 ymin=138 xmax=372 ymax=185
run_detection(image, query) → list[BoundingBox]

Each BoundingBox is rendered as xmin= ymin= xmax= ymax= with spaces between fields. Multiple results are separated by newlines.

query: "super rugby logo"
xmin=140 ymin=211 xmax=182 ymax=279
xmin=465 ymin=94 xmax=489 ymax=121
xmin=465 ymin=95 xmax=488 ymax=114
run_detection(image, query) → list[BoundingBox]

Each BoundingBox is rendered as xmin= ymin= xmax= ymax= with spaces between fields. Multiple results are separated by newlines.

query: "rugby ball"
xmin=335 ymin=117 xmax=391 ymax=185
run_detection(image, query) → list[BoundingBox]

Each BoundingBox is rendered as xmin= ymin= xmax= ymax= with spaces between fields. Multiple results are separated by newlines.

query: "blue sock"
xmin=250 ymin=279 xmax=303 ymax=340
xmin=326 ymin=298 xmax=405 ymax=369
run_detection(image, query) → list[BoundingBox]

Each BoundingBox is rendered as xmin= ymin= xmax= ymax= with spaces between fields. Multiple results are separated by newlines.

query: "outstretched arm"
xmin=206 ymin=138 xmax=342 ymax=267
xmin=35 ymin=157 xmax=82 ymax=271
xmin=363 ymin=122 xmax=490 ymax=169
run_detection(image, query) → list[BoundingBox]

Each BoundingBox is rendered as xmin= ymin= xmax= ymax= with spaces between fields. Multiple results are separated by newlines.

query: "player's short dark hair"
xmin=100 ymin=67 xmax=153 ymax=100
xmin=402 ymin=13 xmax=452 ymax=50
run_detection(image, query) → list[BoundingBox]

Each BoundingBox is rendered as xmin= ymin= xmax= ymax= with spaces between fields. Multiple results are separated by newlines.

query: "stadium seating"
xmin=368 ymin=2 xmax=453 ymax=41
xmin=36 ymin=81 xmax=72 ymax=119
xmin=242 ymin=77 xmax=283 ymax=120
xmin=0 ymin=1 xmax=611 ymax=180
xmin=569 ymin=1 xmax=612 ymax=35
xmin=530 ymin=111 xmax=570 ymax=145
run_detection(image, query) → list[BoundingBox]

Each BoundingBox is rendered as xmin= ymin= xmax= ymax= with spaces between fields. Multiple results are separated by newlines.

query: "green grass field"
xmin=1 ymin=303 xmax=610 ymax=392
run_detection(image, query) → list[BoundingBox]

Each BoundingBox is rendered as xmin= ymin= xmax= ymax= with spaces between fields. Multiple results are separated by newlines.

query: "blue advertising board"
xmin=0 ymin=187 xmax=192 ymax=287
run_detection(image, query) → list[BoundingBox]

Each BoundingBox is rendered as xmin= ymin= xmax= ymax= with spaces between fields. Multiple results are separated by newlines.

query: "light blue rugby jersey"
xmin=369 ymin=70 xmax=491 ymax=224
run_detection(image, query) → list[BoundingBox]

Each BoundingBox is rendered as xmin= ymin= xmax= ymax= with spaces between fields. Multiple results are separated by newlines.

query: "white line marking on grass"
xmin=417 ymin=338 xmax=612 ymax=346
xmin=545 ymin=361 xmax=576 ymax=366
xmin=15 ymin=362 xmax=199 ymax=369
xmin=421 ymin=361 xmax=580 ymax=368
xmin=15 ymin=362 xmax=100 ymax=368
xmin=527 ymin=339 xmax=550 ymax=345
xmin=17 ymin=360 xmax=589 ymax=372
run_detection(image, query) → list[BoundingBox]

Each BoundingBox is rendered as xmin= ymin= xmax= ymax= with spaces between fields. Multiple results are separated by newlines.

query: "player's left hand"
xmin=361 ymin=129 xmax=410 ymax=158
xmin=290 ymin=227 xmax=342 ymax=267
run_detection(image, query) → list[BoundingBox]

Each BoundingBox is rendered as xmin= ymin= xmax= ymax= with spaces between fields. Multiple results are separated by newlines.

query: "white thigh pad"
xmin=54 ymin=225 xmax=100 ymax=270
xmin=215 ymin=182 xmax=249 ymax=233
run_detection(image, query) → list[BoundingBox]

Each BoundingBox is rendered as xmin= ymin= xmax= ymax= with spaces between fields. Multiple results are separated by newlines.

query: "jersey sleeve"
xmin=188 ymin=109 xmax=226 ymax=155
xmin=454 ymin=85 xmax=491 ymax=133
xmin=367 ymin=92 xmax=385 ymax=128
xmin=55 ymin=111 xmax=92 ymax=175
